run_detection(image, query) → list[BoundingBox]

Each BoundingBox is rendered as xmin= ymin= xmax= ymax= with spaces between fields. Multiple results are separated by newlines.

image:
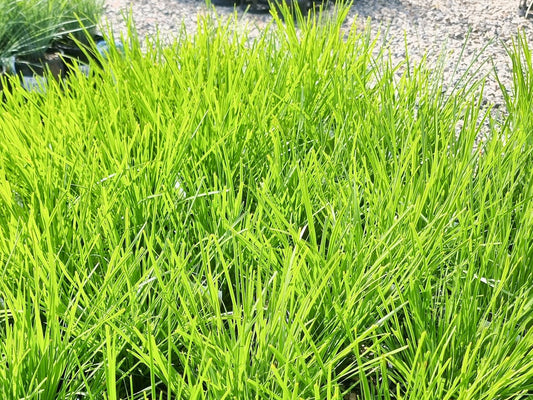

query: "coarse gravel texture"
xmin=102 ymin=0 xmax=533 ymax=112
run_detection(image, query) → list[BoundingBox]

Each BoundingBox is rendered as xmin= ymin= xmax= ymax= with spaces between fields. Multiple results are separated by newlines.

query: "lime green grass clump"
xmin=0 ymin=5 xmax=532 ymax=399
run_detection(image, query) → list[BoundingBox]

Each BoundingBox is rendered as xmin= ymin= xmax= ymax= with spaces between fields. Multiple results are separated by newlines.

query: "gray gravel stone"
xmin=346 ymin=0 xmax=533 ymax=111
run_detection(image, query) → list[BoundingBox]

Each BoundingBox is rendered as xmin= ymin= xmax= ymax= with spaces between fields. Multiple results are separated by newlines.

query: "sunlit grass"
xmin=0 ymin=4 xmax=532 ymax=399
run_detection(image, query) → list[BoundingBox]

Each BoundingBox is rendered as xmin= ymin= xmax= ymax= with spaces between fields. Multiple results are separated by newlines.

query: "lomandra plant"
xmin=0 ymin=3 xmax=532 ymax=399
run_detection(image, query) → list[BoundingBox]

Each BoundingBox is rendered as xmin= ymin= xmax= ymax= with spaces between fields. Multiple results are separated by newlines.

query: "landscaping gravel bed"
xmin=102 ymin=0 xmax=533 ymax=111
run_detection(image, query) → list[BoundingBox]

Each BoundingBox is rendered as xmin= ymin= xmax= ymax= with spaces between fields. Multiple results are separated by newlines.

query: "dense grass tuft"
xmin=0 ymin=5 xmax=532 ymax=399
xmin=0 ymin=0 xmax=103 ymax=59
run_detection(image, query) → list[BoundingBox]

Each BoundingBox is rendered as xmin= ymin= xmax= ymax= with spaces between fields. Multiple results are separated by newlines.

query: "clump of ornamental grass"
xmin=0 ymin=3 xmax=532 ymax=399
xmin=0 ymin=0 xmax=104 ymax=61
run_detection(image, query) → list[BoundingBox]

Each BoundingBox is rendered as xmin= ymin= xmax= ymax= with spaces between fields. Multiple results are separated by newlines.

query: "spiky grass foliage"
xmin=0 ymin=5 xmax=532 ymax=399
xmin=0 ymin=0 xmax=104 ymax=60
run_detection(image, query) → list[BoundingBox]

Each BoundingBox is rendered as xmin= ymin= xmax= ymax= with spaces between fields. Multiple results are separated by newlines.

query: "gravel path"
xmin=102 ymin=0 xmax=533 ymax=110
